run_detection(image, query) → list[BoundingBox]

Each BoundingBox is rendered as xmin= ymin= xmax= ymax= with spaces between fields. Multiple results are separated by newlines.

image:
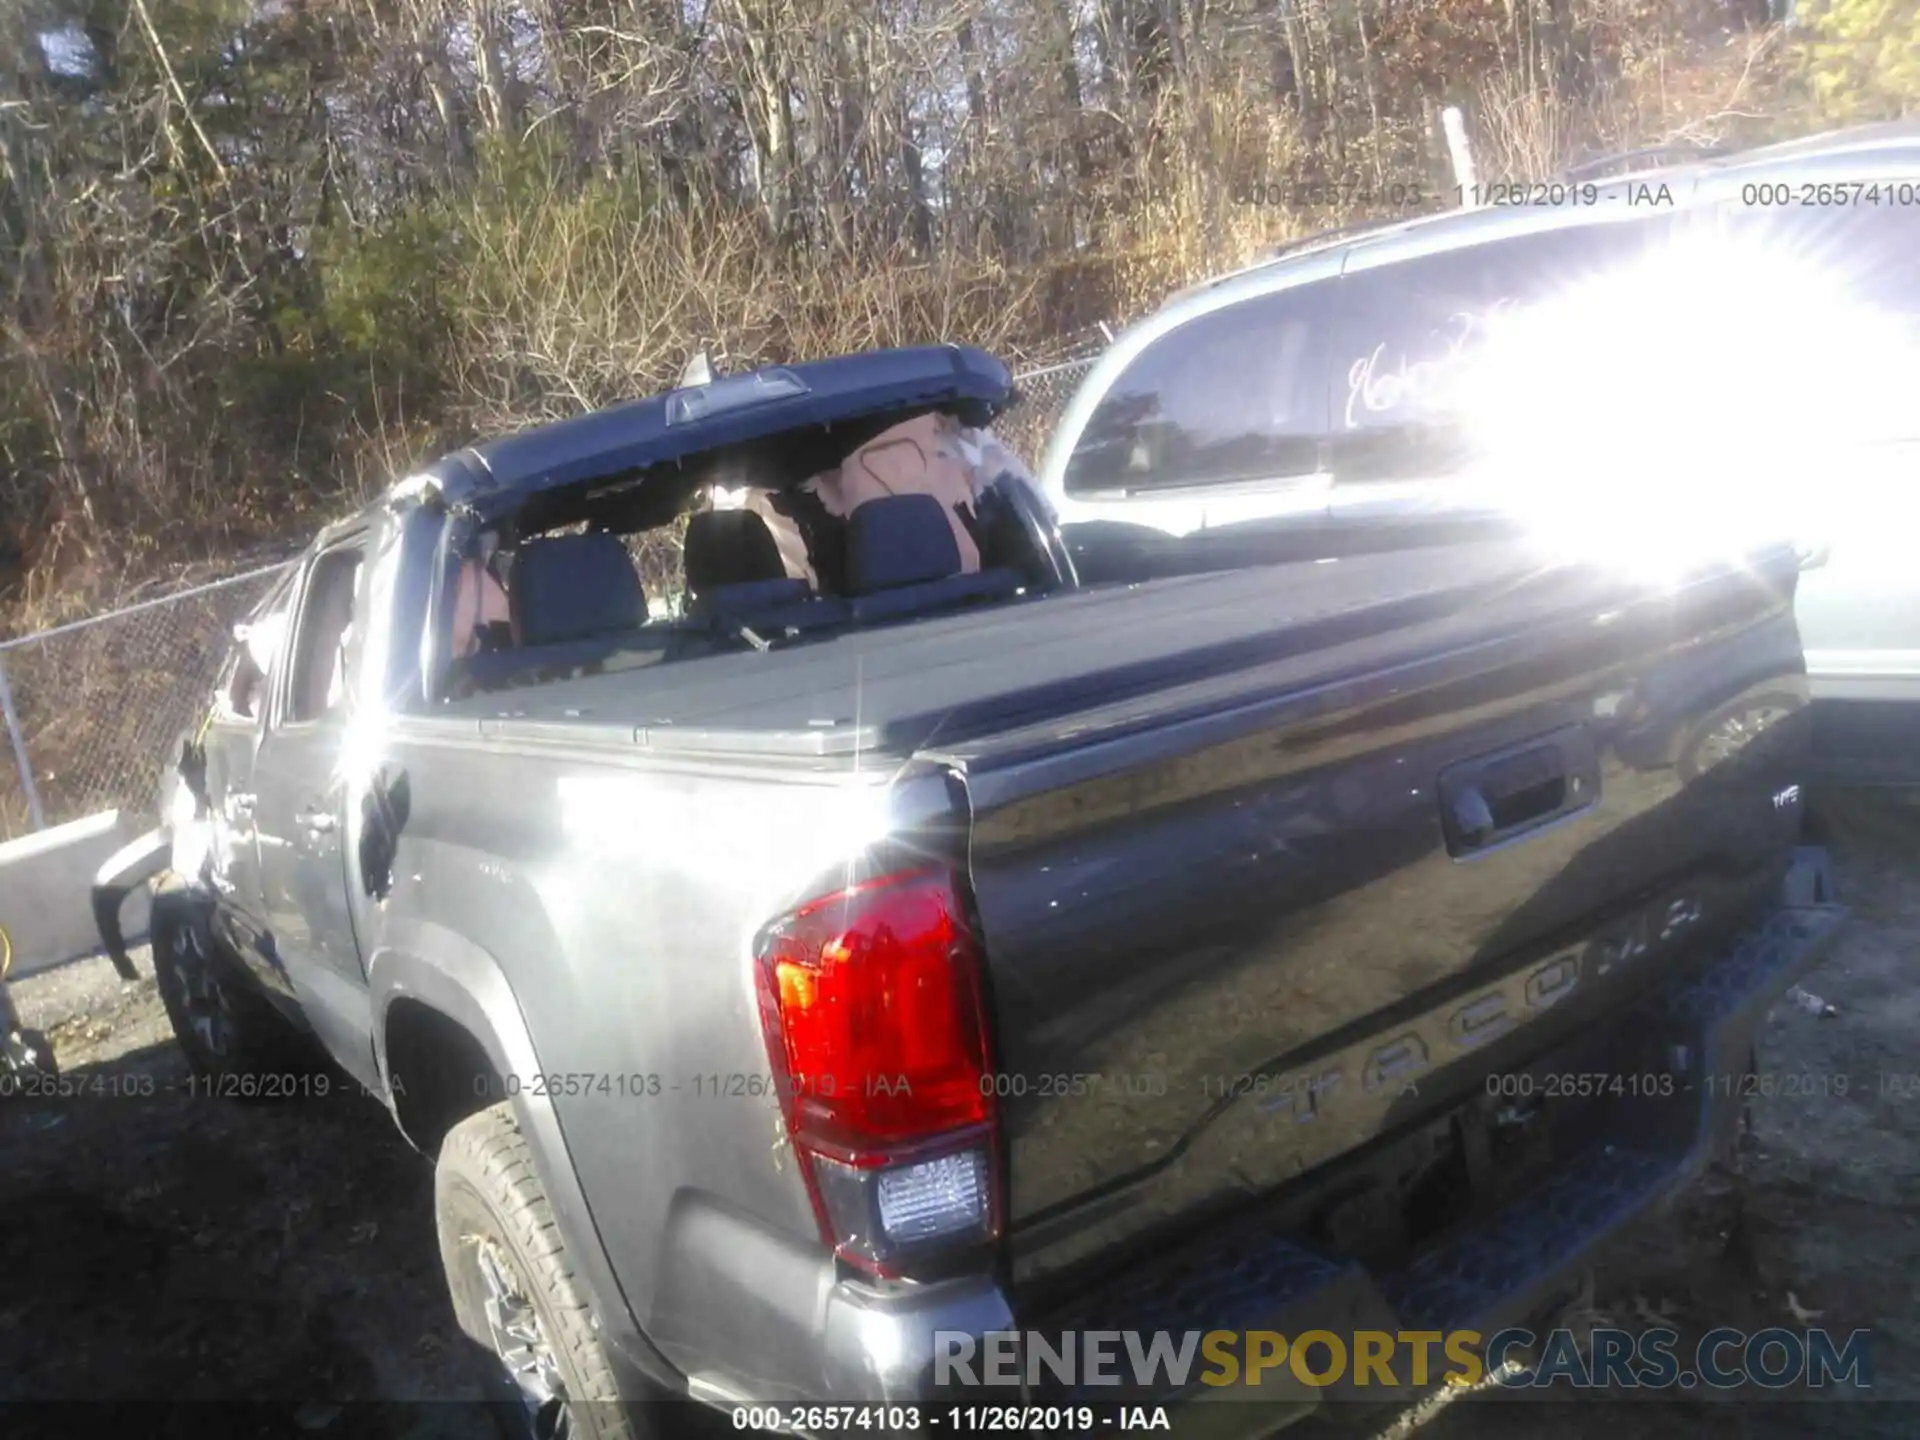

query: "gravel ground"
xmin=0 ymin=951 xmax=494 ymax=1438
xmin=1 ymin=793 xmax=1914 ymax=1438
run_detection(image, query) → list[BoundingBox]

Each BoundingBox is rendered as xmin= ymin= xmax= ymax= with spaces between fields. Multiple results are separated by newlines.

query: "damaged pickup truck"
xmin=96 ymin=343 xmax=1843 ymax=1436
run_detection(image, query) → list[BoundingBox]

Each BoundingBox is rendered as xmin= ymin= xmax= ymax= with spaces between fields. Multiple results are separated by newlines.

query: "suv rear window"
xmin=1328 ymin=217 xmax=1675 ymax=482
xmin=1063 ymin=279 xmax=1332 ymax=496
xmin=1711 ymin=200 xmax=1920 ymax=442
xmin=1716 ymin=200 xmax=1920 ymax=315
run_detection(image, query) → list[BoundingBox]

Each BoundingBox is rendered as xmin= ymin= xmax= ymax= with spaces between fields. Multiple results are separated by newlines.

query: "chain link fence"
xmin=0 ymin=354 xmax=1101 ymax=843
xmin=0 ymin=564 xmax=296 ymax=841
xmin=997 ymin=354 xmax=1097 ymax=469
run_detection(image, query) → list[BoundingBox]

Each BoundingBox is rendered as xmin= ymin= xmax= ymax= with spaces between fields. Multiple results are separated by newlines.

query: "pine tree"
xmin=1802 ymin=0 xmax=1920 ymax=120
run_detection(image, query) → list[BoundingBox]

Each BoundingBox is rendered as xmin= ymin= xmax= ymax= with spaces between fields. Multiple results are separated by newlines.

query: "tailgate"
xmin=938 ymin=544 xmax=1809 ymax=1297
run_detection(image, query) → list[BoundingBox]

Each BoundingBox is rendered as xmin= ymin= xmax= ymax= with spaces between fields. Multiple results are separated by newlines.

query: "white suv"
xmin=1041 ymin=121 xmax=1920 ymax=783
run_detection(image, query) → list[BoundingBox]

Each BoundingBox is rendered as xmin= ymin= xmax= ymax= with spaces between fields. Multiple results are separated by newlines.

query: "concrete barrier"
xmin=0 ymin=809 xmax=153 ymax=980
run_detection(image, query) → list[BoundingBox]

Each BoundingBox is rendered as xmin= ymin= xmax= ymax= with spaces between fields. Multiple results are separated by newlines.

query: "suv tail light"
xmin=754 ymin=867 xmax=1000 ymax=1275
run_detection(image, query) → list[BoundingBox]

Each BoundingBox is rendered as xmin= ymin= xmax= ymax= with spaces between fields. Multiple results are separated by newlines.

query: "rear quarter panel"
xmin=365 ymin=724 xmax=956 ymax=1383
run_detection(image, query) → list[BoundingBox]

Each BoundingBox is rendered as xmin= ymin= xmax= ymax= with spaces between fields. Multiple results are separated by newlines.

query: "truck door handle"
xmin=1439 ymin=725 xmax=1600 ymax=857
xmin=297 ymin=808 xmax=337 ymax=835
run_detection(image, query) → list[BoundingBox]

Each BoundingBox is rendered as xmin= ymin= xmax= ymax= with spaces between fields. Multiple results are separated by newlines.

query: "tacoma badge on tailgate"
xmin=1258 ymin=882 xmax=1706 ymax=1124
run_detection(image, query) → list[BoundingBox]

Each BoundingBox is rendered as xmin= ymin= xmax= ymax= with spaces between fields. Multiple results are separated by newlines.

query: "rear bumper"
xmin=1367 ymin=898 xmax=1846 ymax=1334
xmin=818 ymin=1274 xmax=1018 ymax=1401
xmin=809 ymin=877 xmax=1846 ymax=1418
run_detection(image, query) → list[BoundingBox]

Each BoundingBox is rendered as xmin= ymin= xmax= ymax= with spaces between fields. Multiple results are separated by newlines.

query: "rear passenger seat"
xmin=460 ymin=531 xmax=667 ymax=689
xmin=841 ymin=493 xmax=1022 ymax=624
xmin=683 ymin=509 xmax=850 ymax=638
xmin=462 ymin=490 xmax=1030 ymax=692
xmin=682 ymin=493 xmax=1022 ymax=642
xmin=513 ymin=532 xmax=647 ymax=643
xmin=685 ymin=510 xmax=809 ymax=613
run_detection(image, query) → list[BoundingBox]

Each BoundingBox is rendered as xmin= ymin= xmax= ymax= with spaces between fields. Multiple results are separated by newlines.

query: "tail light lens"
xmin=755 ymin=867 xmax=1000 ymax=1274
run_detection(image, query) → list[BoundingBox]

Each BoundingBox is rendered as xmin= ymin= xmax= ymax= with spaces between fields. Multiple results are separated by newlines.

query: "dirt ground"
xmin=0 ymin=956 xmax=495 ymax=1437
xmin=2 ymin=793 xmax=1915 ymax=1439
xmin=1415 ymin=788 xmax=1920 ymax=1440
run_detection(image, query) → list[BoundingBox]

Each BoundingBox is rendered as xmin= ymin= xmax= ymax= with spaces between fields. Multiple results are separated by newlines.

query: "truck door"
xmin=253 ymin=532 xmax=381 ymax=1091
xmin=200 ymin=568 xmax=301 ymax=1013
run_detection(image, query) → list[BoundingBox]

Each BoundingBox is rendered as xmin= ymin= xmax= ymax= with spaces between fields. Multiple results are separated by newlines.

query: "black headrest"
xmin=844 ymin=493 xmax=962 ymax=593
xmin=512 ymin=533 xmax=645 ymax=646
xmin=685 ymin=509 xmax=791 ymax=600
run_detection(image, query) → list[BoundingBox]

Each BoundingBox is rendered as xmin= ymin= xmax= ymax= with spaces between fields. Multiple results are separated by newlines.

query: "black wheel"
xmin=150 ymin=882 xmax=309 ymax=1083
xmin=436 ymin=1103 xmax=644 ymax=1440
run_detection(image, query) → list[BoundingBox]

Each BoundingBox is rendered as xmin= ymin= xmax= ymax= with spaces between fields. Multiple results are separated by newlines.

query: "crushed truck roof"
xmin=410 ymin=344 xmax=1014 ymax=516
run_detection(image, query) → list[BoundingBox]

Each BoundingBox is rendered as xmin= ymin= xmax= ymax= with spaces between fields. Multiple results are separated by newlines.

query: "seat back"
xmin=810 ymin=413 xmax=984 ymax=574
xmin=684 ymin=509 xmax=812 ymax=616
xmin=845 ymin=492 xmax=963 ymax=592
xmin=452 ymin=558 xmax=513 ymax=658
xmin=841 ymin=493 xmax=1022 ymax=623
xmin=685 ymin=509 xmax=788 ymax=592
xmin=511 ymin=533 xmax=646 ymax=646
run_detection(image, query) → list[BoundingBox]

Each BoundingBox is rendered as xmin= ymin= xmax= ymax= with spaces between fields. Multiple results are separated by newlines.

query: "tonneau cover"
xmin=438 ymin=542 xmax=1711 ymax=759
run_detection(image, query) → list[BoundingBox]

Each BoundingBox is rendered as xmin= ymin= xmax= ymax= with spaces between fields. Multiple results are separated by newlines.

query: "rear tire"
xmin=435 ymin=1103 xmax=645 ymax=1440
xmin=150 ymin=881 xmax=310 ymax=1085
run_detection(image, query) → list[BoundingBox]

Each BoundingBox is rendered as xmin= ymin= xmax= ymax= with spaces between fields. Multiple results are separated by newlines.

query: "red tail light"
xmin=755 ymin=867 xmax=1000 ymax=1273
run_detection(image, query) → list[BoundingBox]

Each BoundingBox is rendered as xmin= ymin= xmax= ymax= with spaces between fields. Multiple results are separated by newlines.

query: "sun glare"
xmin=1452 ymin=219 xmax=1917 ymax=582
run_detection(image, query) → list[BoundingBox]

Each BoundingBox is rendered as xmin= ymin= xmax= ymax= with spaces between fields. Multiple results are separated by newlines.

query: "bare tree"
xmin=0 ymin=0 xmax=1866 ymax=621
